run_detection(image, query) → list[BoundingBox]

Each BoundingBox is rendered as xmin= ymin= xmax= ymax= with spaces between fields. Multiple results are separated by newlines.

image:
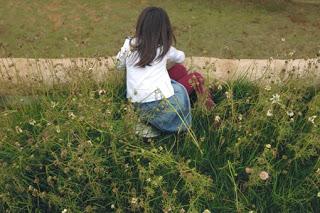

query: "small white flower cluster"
xmin=308 ymin=115 xmax=317 ymax=126
xmin=270 ymin=94 xmax=281 ymax=104
xmin=214 ymin=115 xmax=221 ymax=122
xmin=267 ymin=109 xmax=273 ymax=117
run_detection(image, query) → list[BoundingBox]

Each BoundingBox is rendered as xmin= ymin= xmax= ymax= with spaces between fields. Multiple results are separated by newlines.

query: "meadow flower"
xmin=131 ymin=197 xmax=138 ymax=205
xmin=225 ymin=91 xmax=232 ymax=99
xmin=217 ymin=84 xmax=223 ymax=90
xmin=308 ymin=116 xmax=317 ymax=125
xmin=29 ymin=119 xmax=36 ymax=126
xmin=50 ymin=101 xmax=58 ymax=108
xmin=267 ymin=109 xmax=273 ymax=117
xmin=286 ymin=111 xmax=294 ymax=117
xmin=61 ymin=209 xmax=67 ymax=213
xmin=98 ymin=89 xmax=106 ymax=95
xmin=56 ymin=126 xmax=61 ymax=133
xmin=318 ymin=192 xmax=320 ymax=198
xmin=111 ymin=204 xmax=115 ymax=209
xmin=259 ymin=171 xmax=269 ymax=180
xmin=265 ymin=144 xmax=271 ymax=149
xmin=146 ymin=178 xmax=151 ymax=182
xmin=281 ymin=38 xmax=286 ymax=42
xmin=214 ymin=115 xmax=221 ymax=122
xmin=68 ymin=112 xmax=76 ymax=119
xmin=203 ymin=209 xmax=211 ymax=213
xmin=15 ymin=126 xmax=23 ymax=134
xmin=270 ymin=94 xmax=281 ymax=104
xmin=238 ymin=114 xmax=243 ymax=121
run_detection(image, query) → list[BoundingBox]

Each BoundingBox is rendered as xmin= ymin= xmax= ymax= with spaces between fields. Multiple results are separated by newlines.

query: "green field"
xmin=0 ymin=0 xmax=319 ymax=58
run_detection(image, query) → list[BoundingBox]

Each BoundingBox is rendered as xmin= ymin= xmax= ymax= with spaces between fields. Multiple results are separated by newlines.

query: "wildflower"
xmin=61 ymin=209 xmax=67 ymax=213
xmin=286 ymin=111 xmax=294 ymax=117
xmin=111 ymin=204 xmax=115 ymax=209
xmin=68 ymin=112 xmax=76 ymax=120
xmin=308 ymin=116 xmax=317 ymax=125
xmin=270 ymin=94 xmax=281 ymax=104
xmin=318 ymin=192 xmax=320 ymax=198
xmin=98 ymin=89 xmax=106 ymax=95
xmin=180 ymin=208 xmax=186 ymax=213
xmin=264 ymin=85 xmax=271 ymax=91
xmin=15 ymin=126 xmax=23 ymax=134
xmin=173 ymin=189 xmax=178 ymax=194
xmin=225 ymin=91 xmax=232 ymax=99
xmin=245 ymin=167 xmax=253 ymax=174
xmin=131 ymin=197 xmax=138 ymax=205
xmin=238 ymin=114 xmax=243 ymax=121
xmin=259 ymin=171 xmax=269 ymax=180
xmin=316 ymin=168 xmax=320 ymax=175
xmin=159 ymin=146 xmax=163 ymax=151
xmin=217 ymin=84 xmax=223 ymax=90
xmin=29 ymin=119 xmax=36 ymax=126
xmin=51 ymin=101 xmax=58 ymax=108
xmin=56 ymin=126 xmax=61 ymax=133
xmin=214 ymin=115 xmax=221 ymax=122
xmin=265 ymin=144 xmax=271 ymax=149
xmin=281 ymin=38 xmax=286 ymax=42
xmin=267 ymin=109 xmax=273 ymax=117
xmin=146 ymin=178 xmax=151 ymax=183
xmin=203 ymin=209 xmax=211 ymax=213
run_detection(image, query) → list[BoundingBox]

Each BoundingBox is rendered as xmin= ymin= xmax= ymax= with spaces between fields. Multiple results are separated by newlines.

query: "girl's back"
xmin=117 ymin=37 xmax=185 ymax=103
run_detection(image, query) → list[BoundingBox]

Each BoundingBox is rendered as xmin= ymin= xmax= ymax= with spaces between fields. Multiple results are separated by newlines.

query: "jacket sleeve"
xmin=115 ymin=38 xmax=131 ymax=70
xmin=167 ymin=46 xmax=185 ymax=64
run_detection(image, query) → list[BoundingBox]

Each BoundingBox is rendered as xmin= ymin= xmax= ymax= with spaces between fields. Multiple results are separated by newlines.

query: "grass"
xmin=0 ymin=0 xmax=319 ymax=212
xmin=0 ymin=65 xmax=319 ymax=212
xmin=0 ymin=0 xmax=320 ymax=59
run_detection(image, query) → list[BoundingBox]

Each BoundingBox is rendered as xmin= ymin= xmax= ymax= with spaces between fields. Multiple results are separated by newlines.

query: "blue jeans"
xmin=135 ymin=80 xmax=192 ymax=133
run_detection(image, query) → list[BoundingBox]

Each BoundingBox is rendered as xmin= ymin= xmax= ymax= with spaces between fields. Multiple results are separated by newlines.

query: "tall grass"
xmin=0 ymin=68 xmax=319 ymax=212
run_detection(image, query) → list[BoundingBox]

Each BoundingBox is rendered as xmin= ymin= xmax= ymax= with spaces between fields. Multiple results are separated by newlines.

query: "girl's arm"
xmin=115 ymin=38 xmax=131 ymax=70
xmin=167 ymin=46 xmax=185 ymax=69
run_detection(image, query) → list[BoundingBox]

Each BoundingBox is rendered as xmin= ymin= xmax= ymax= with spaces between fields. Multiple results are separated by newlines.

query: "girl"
xmin=116 ymin=7 xmax=213 ymax=134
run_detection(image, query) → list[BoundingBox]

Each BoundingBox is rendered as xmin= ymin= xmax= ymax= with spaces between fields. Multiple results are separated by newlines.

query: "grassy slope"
xmin=0 ymin=72 xmax=319 ymax=212
xmin=0 ymin=0 xmax=319 ymax=58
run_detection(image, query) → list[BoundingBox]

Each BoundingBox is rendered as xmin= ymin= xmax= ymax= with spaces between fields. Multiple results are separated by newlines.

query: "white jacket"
xmin=116 ymin=37 xmax=185 ymax=103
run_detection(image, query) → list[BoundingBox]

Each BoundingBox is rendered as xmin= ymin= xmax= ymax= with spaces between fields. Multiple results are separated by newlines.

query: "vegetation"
xmin=0 ymin=67 xmax=319 ymax=212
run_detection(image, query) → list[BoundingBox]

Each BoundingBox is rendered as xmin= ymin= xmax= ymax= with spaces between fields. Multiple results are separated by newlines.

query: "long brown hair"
xmin=132 ymin=7 xmax=176 ymax=68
